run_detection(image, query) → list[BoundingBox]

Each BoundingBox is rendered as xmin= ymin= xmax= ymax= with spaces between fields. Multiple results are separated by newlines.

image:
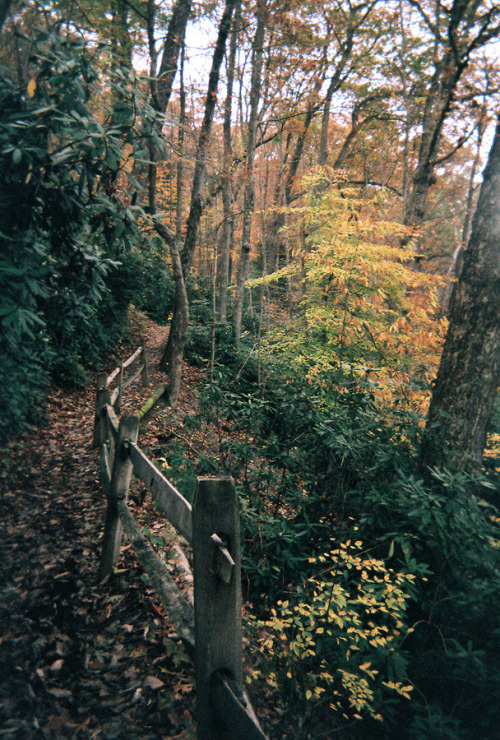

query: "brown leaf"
xmin=173 ymin=680 xmax=193 ymax=696
xmin=47 ymin=687 xmax=72 ymax=698
xmin=144 ymin=675 xmax=164 ymax=690
xmin=132 ymin=687 xmax=142 ymax=703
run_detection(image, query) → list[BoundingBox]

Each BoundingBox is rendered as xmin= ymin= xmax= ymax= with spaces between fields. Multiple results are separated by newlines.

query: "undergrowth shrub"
xmin=0 ymin=31 xmax=164 ymax=430
xmin=155 ymin=441 xmax=197 ymax=504
xmin=0 ymin=333 xmax=51 ymax=437
xmin=358 ymin=469 xmax=500 ymax=738
xmin=45 ymin=260 xmax=134 ymax=387
xmin=248 ymin=538 xmax=415 ymax=733
xmin=197 ymin=359 xmax=500 ymax=738
xmin=130 ymin=240 xmax=175 ymax=324
xmin=184 ymin=278 xmax=237 ymax=368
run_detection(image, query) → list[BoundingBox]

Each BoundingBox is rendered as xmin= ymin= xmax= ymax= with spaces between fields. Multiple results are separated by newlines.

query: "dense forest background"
xmin=1 ymin=0 xmax=500 ymax=736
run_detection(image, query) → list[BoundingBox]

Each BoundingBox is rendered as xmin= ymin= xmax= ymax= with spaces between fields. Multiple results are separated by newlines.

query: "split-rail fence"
xmin=92 ymin=344 xmax=267 ymax=740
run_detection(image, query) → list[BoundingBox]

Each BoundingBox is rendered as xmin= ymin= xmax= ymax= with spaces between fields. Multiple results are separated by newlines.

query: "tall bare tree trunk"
xmin=403 ymin=48 xmax=463 ymax=249
xmin=419 ymin=118 xmax=500 ymax=472
xmin=176 ymin=45 xmax=186 ymax=239
xmin=160 ymin=0 xmax=237 ymax=403
xmin=318 ymin=22 xmax=355 ymax=167
xmin=264 ymin=101 xmax=318 ymax=275
xmin=461 ymin=104 xmax=488 ymax=250
xmin=233 ymin=1 xmax=266 ymax=343
xmin=145 ymin=0 xmax=192 ymax=213
xmin=219 ymin=0 xmax=241 ymax=324
xmin=437 ymin=104 xmax=488 ymax=314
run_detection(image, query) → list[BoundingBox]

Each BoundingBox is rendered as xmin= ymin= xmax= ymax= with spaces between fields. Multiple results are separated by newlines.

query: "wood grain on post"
xmin=98 ymin=415 xmax=139 ymax=580
xmin=93 ymin=373 xmax=111 ymax=448
xmin=100 ymin=441 xmax=112 ymax=489
xmin=192 ymin=477 xmax=242 ymax=739
xmin=210 ymin=672 xmax=268 ymax=740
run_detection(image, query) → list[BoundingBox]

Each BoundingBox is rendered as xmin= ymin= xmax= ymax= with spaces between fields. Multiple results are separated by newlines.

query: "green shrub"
xmin=185 ymin=324 xmax=212 ymax=367
xmin=0 ymin=334 xmax=51 ymax=437
xmin=0 ymin=32 xmax=163 ymax=431
xmin=197 ymin=358 xmax=500 ymax=738
xmin=248 ymin=538 xmax=415 ymax=734
xmin=130 ymin=241 xmax=175 ymax=324
xmin=359 ymin=470 xmax=500 ymax=738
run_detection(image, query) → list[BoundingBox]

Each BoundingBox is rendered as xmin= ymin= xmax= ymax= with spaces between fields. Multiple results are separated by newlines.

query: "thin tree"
xmin=218 ymin=0 xmax=241 ymax=324
xmin=403 ymin=0 xmax=500 ymax=251
xmin=233 ymin=0 xmax=267 ymax=343
xmin=159 ymin=0 xmax=238 ymax=404
xmin=146 ymin=0 xmax=192 ymax=212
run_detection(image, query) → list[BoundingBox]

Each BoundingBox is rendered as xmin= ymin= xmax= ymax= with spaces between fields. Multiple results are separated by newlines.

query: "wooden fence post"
xmin=141 ymin=339 xmax=149 ymax=386
xmin=192 ymin=477 xmax=242 ymax=740
xmin=98 ymin=415 xmax=139 ymax=580
xmin=116 ymin=362 xmax=124 ymax=415
xmin=93 ymin=373 xmax=111 ymax=448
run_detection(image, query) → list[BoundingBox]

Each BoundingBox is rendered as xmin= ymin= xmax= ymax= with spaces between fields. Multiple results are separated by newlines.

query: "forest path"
xmin=0 ymin=314 xmax=201 ymax=739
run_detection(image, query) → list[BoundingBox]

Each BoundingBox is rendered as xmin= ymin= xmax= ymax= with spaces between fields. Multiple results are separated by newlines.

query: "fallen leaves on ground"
xmin=0 ymin=318 xmax=197 ymax=739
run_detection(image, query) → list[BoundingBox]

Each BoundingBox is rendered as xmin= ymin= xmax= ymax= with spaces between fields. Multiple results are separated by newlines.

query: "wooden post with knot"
xmin=192 ymin=477 xmax=243 ymax=739
xmin=192 ymin=477 xmax=266 ymax=739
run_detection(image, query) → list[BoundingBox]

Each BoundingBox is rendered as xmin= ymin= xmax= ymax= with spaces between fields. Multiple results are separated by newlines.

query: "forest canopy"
xmin=1 ymin=0 xmax=500 ymax=737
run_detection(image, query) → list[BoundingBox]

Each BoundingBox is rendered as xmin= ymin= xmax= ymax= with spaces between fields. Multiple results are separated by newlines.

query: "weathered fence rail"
xmin=94 ymin=355 xmax=267 ymax=740
xmin=93 ymin=342 xmax=148 ymax=448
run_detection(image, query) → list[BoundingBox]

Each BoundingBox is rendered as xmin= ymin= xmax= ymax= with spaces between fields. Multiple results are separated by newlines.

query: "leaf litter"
xmin=0 ymin=318 xmax=197 ymax=739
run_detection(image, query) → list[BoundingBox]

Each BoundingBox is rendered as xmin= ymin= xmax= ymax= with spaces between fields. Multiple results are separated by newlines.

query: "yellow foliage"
xmin=256 ymin=169 xmax=447 ymax=414
xmin=247 ymin=536 xmax=415 ymax=726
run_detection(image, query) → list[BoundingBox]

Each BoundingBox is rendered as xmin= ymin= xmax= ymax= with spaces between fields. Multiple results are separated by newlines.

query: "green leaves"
xmin=0 ymin=31 xmax=163 ymax=427
xmin=249 ymin=537 xmax=415 ymax=726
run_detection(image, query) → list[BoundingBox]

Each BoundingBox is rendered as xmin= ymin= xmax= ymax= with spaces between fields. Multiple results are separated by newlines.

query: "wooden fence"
xmin=93 ymin=342 xmax=148 ymax=448
xmin=94 ymin=348 xmax=267 ymax=740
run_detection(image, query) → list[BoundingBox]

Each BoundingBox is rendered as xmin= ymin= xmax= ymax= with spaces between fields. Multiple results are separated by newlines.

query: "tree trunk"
xmin=155 ymin=0 xmax=192 ymax=114
xmin=264 ymin=103 xmax=317 ymax=275
xmin=318 ymin=24 xmax=355 ymax=167
xmin=437 ymin=106 xmax=488 ymax=315
xmin=110 ymin=0 xmax=133 ymax=69
xmin=461 ymin=103 xmax=488 ymax=249
xmin=176 ymin=45 xmax=186 ymax=239
xmin=219 ymin=0 xmax=241 ymax=324
xmin=160 ymin=0 xmax=237 ymax=384
xmin=233 ymin=1 xmax=266 ymax=343
xmin=402 ymin=0 xmax=500 ymax=252
xmin=167 ymin=243 xmax=190 ymax=406
xmin=145 ymin=0 xmax=191 ymax=213
xmin=419 ymin=118 xmax=500 ymax=472
xmin=403 ymin=49 xmax=463 ymax=248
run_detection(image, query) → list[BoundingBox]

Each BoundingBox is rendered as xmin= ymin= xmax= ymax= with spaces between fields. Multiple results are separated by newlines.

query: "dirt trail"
xmin=0 ymin=319 xmax=199 ymax=739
